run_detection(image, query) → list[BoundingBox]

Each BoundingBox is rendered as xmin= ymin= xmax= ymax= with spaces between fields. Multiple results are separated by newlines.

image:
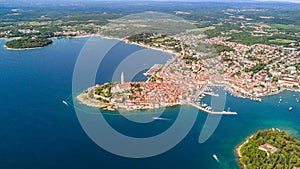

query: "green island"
xmin=5 ymin=37 xmax=53 ymax=49
xmin=236 ymin=129 xmax=300 ymax=169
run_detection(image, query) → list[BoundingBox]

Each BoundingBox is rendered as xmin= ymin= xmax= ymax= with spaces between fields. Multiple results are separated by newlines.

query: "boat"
xmin=206 ymin=106 xmax=212 ymax=111
xmin=152 ymin=117 xmax=170 ymax=121
xmin=62 ymin=100 xmax=68 ymax=106
xmin=289 ymin=107 xmax=293 ymax=111
xmin=213 ymin=154 xmax=220 ymax=163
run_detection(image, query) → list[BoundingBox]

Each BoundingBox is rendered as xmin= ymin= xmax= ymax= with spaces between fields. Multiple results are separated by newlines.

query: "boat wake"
xmin=62 ymin=100 xmax=69 ymax=106
xmin=213 ymin=154 xmax=220 ymax=163
xmin=152 ymin=117 xmax=170 ymax=121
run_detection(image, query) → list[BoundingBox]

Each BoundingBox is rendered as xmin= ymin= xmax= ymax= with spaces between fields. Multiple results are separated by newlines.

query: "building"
xmin=121 ymin=72 xmax=125 ymax=84
xmin=115 ymin=83 xmax=131 ymax=93
xmin=259 ymin=143 xmax=278 ymax=157
xmin=278 ymin=76 xmax=299 ymax=88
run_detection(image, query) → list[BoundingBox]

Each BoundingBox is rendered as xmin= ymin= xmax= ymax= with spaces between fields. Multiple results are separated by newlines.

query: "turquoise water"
xmin=0 ymin=37 xmax=299 ymax=169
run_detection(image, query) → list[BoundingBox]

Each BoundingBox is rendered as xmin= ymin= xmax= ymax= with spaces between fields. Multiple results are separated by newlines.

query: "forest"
xmin=6 ymin=37 xmax=52 ymax=49
xmin=239 ymin=129 xmax=300 ymax=169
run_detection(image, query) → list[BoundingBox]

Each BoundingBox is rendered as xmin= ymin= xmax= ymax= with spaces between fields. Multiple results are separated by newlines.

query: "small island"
xmin=236 ymin=129 xmax=300 ymax=169
xmin=5 ymin=37 xmax=53 ymax=49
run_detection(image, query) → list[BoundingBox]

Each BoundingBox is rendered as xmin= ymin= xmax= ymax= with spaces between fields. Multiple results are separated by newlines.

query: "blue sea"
xmin=0 ymin=37 xmax=299 ymax=169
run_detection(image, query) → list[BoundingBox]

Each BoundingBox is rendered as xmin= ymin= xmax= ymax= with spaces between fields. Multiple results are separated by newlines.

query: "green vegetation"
xmin=127 ymin=33 xmax=157 ymax=44
xmin=5 ymin=37 xmax=52 ymax=49
xmin=293 ymin=63 xmax=300 ymax=71
xmin=245 ymin=63 xmax=266 ymax=74
xmin=130 ymin=83 xmax=143 ymax=93
xmin=213 ymin=44 xmax=234 ymax=54
xmin=272 ymin=24 xmax=300 ymax=34
xmin=272 ymin=77 xmax=279 ymax=82
xmin=1 ymin=1 xmax=300 ymax=50
xmin=128 ymin=33 xmax=183 ymax=53
xmin=95 ymin=83 xmax=113 ymax=98
xmin=183 ymin=55 xmax=199 ymax=61
xmin=238 ymin=129 xmax=300 ymax=169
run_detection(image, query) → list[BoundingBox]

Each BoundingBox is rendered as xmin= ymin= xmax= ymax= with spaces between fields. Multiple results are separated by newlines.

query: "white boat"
xmin=62 ymin=100 xmax=68 ymax=106
xmin=289 ymin=107 xmax=293 ymax=111
xmin=213 ymin=154 xmax=220 ymax=162
xmin=152 ymin=117 xmax=170 ymax=121
xmin=206 ymin=106 xmax=212 ymax=111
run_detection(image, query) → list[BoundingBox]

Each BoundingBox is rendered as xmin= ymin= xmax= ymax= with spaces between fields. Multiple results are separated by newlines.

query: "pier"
xmin=203 ymin=92 xmax=219 ymax=97
xmin=188 ymin=102 xmax=238 ymax=115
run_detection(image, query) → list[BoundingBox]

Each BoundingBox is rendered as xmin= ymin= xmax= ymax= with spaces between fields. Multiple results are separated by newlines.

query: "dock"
xmin=203 ymin=92 xmax=219 ymax=97
xmin=188 ymin=102 xmax=238 ymax=115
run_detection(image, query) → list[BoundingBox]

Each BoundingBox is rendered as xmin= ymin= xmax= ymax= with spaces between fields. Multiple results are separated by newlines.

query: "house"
xmin=259 ymin=143 xmax=278 ymax=156
xmin=278 ymin=76 xmax=299 ymax=87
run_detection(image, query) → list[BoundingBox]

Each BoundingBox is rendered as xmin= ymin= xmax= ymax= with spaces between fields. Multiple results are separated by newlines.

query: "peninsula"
xmin=77 ymin=31 xmax=300 ymax=112
xmin=236 ymin=129 xmax=300 ymax=169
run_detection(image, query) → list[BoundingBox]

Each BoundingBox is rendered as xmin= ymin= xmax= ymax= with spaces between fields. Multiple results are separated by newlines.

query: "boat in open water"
xmin=213 ymin=154 xmax=219 ymax=163
xmin=62 ymin=100 xmax=68 ymax=106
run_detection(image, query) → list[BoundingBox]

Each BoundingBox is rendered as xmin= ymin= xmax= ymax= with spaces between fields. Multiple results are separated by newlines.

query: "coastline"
xmin=4 ymin=44 xmax=47 ymax=51
xmin=235 ymin=134 xmax=253 ymax=169
xmin=76 ymin=86 xmax=180 ymax=112
xmin=71 ymin=35 xmax=300 ymax=111
xmin=99 ymin=34 xmax=178 ymax=56
xmin=128 ymin=41 xmax=178 ymax=56
xmin=76 ymin=87 xmax=117 ymax=111
xmin=99 ymin=36 xmax=300 ymax=103
xmin=3 ymin=35 xmax=298 ymax=108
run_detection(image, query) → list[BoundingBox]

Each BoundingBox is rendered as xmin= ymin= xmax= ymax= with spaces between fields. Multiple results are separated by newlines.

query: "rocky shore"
xmin=76 ymin=86 xmax=117 ymax=111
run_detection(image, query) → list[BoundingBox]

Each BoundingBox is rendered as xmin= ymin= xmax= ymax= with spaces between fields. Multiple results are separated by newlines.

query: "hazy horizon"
xmin=0 ymin=0 xmax=299 ymax=3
